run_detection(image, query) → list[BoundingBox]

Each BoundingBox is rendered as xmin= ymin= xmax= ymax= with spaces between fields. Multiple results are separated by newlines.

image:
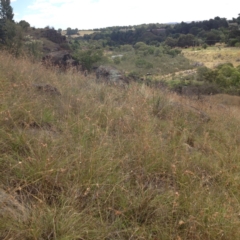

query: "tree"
xmin=205 ymin=31 xmax=221 ymax=45
xmin=177 ymin=34 xmax=195 ymax=47
xmin=0 ymin=0 xmax=14 ymax=44
xmin=165 ymin=37 xmax=177 ymax=48
xmin=0 ymin=0 xmax=14 ymax=21
xmin=19 ymin=20 xmax=30 ymax=30
xmin=66 ymin=27 xmax=78 ymax=35
xmin=73 ymin=49 xmax=103 ymax=71
xmin=0 ymin=18 xmax=5 ymax=43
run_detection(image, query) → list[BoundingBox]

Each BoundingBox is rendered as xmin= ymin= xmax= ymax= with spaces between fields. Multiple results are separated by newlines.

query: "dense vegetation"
xmin=68 ymin=15 xmax=240 ymax=48
xmin=197 ymin=63 xmax=240 ymax=92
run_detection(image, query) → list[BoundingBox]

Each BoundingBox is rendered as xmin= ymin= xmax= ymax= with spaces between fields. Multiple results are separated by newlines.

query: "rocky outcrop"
xmin=191 ymin=62 xmax=204 ymax=67
xmin=42 ymin=51 xmax=80 ymax=70
xmin=96 ymin=65 xmax=129 ymax=85
xmin=42 ymin=50 xmax=70 ymax=64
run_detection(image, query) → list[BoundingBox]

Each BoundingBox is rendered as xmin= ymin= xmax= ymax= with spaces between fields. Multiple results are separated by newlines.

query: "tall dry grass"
xmin=1 ymin=51 xmax=240 ymax=239
xmin=183 ymin=47 xmax=240 ymax=68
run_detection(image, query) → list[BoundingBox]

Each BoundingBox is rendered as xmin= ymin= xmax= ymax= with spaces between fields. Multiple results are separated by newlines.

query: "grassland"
xmin=106 ymin=48 xmax=193 ymax=78
xmin=183 ymin=46 xmax=240 ymax=68
xmin=62 ymin=30 xmax=98 ymax=38
xmin=1 ymin=50 xmax=240 ymax=239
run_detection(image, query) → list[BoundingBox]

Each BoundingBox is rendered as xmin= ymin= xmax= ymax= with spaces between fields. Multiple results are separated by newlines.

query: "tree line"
xmin=74 ymin=15 xmax=240 ymax=48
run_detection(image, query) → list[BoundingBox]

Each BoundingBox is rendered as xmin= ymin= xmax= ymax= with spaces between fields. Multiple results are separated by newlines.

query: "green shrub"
xmin=202 ymin=43 xmax=208 ymax=49
xmin=73 ymin=49 xmax=103 ymax=71
xmin=134 ymin=42 xmax=148 ymax=51
xmin=168 ymin=49 xmax=181 ymax=57
xmin=135 ymin=58 xmax=147 ymax=68
xmin=120 ymin=44 xmax=134 ymax=52
xmin=199 ymin=63 xmax=240 ymax=92
xmin=147 ymin=46 xmax=154 ymax=54
xmin=228 ymin=38 xmax=239 ymax=46
xmin=135 ymin=58 xmax=153 ymax=69
xmin=145 ymin=62 xmax=153 ymax=69
xmin=128 ymin=71 xmax=141 ymax=80
xmin=121 ymin=55 xmax=127 ymax=61
xmin=154 ymin=49 xmax=162 ymax=57
xmin=196 ymin=66 xmax=211 ymax=81
xmin=235 ymin=42 xmax=240 ymax=47
xmin=113 ymin=57 xmax=121 ymax=64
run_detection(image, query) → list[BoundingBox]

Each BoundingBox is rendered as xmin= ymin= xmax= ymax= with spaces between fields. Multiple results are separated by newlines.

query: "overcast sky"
xmin=11 ymin=0 xmax=240 ymax=30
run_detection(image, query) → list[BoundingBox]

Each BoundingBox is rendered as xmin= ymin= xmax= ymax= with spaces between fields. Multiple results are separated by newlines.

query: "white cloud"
xmin=22 ymin=0 xmax=240 ymax=29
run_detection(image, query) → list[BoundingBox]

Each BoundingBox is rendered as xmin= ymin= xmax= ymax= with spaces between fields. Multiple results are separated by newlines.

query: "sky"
xmin=11 ymin=0 xmax=240 ymax=30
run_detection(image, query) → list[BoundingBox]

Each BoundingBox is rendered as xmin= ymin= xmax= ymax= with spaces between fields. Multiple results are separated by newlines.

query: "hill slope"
xmin=1 ymin=52 xmax=240 ymax=239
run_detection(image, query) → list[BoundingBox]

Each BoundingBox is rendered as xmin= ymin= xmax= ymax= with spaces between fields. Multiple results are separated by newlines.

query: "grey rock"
xmin=96 ymin=65 xmax=129 ymax=85
xmin=42 ymin=50 xmax=80 ymax=70
xmin=192 ymin=62 xmax=204 ymax=67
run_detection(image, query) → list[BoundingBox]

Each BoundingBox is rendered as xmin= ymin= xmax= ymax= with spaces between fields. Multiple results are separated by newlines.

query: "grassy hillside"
xmin=62 ymin=30 xmax=99 ymax=37
xmin=183 ymin=46 xmax=240 ymax=68
xmin=108 ymin=50 xmax=193 ymax=77
xmin=1 ymin=51 xmax=240 ymax=239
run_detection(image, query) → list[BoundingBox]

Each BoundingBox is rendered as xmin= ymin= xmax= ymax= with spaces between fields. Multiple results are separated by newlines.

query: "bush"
xmin=235 ymin=42 xmax=240 ymax=47
xmin=19 ymin=20 xmax=30 ymax=30
xmin=113 ymin=57 xmax=121 ymax=64
xmin=196 ymin=66 xmax=211 ymax=81
xmin=73 ymin=49 xmax=103 ymax=71
xmin=135 ymin=58 xmax=153 ymax=69
xmin=128 ymin=71 xmax=141 ymax=80
xmin=121 ymin=55 xmax=127 ymax=61
xmin=168 ymin=49 xmax=181 ymax=57
xmin=228 ymin=38 xmax=239 ymax=46
xmin=25 ymin=39 xmax=43 ymax=59
xmin=134 ymin=42 xmax=148 ymax=51
xmin=145 ymin=62 xmax=153 ymax=69
xmin=135 ymin=58 xmax=147 ymax=68
xmin=154 ymin=49 xmax=162 ymax=57
xmin=147 ymin=46 xmax=154 ymax=54
xmin=202 ymin=43 xmax=208 ymax=49
xmin=121 ymin=44 xmax=134 ymax=52
xmin=198 ymin=63 xmax=240 ymax=91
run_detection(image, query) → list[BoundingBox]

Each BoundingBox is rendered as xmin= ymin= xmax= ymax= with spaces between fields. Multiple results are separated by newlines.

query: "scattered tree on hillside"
xmin=73 ymin=49 xmax=103 ymax=71
xmin=197 ymin=63 xmax=240 ymax=94
xmin=0 ymin=0 xmax=14 ymax=44
xmin=66 ymin=27 xmax=78 ymax=35
xmin=204 ymin=31 xmax=221 ymax=45
xmin=0 ymin=0 xmax=14 ymax=21
xmin=19 ymin=20 xmax=30 ymax=30
xmin=177 ymin=34 xmax=195 ymax=47
xmin=0 ymin=0 xmax=24 ymax=56
xmin=165 ymin=37 xmax=178 ymax=48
